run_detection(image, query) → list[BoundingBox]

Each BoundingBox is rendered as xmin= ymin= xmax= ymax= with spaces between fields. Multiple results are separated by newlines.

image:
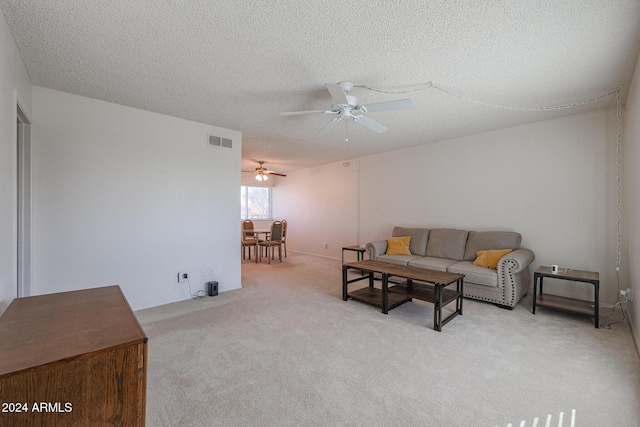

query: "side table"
xmin=532 ymin=266 xmax=600 ymax=328
xmin=342 ymin=245 xmax=367 ymax=276
xmin=342 ymin=245 xmax=366 ymax=265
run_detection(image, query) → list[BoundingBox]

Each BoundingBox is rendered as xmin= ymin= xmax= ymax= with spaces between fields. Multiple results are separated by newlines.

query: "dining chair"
xmin=281 ymin=219 xmax=288 ymax=258
xmin=241 ymin=220 xmax=258 ymax=260
xmin=258 ymin=221 xmax=283 ymax=264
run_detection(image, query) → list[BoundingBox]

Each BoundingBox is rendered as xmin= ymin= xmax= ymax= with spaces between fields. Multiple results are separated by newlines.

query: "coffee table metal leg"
xmin=436 ymin=285 xmax=443 ymax=332
xmin=594 ymin=280 xmax=600 ymax=328
xmin=458 ymin=278 xmax=464 ymax=315
xmin=532 ymin=274 xmax=538 ymax=314
xmin=433 ymin=285 xmax=438 ymax=331
xmin=382 ymin=273 xmax=389 ymax=314
xmin=342 ymin=265 xmax=348 ymax=301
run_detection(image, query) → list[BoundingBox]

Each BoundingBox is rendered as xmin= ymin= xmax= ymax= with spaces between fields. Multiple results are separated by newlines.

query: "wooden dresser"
xmin=0 ymin=286 xmax=148 ymax=426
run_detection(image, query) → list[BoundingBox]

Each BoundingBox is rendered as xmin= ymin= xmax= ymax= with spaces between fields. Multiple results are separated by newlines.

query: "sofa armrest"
xmin=499 ymin=248 xmax=535 ymax=274
xmin=496 ymin=248 xmax=535 ymax=307
xmin=365 ymin=240 xmax=388 ymax=260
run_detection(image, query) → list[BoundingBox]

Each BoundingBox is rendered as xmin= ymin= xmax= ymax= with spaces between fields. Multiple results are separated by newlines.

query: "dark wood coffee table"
xmin=342 ymin=260 xmax=464 ymax=331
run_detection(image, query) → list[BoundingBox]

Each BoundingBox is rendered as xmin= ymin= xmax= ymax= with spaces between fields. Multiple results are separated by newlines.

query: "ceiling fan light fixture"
xmin=244 ymin=161 xmax=286 ymax=179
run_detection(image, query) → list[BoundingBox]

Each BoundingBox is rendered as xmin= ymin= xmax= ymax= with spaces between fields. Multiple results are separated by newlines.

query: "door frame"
xmin=16 ymin=97 xmax=31 ymax=298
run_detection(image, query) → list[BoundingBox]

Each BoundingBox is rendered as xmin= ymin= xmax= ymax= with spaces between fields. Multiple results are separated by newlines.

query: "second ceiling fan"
xmin=279 ymin=81 xmax=414 ymax=135
xmin=245 ymin=161 xmax=286 ymax=182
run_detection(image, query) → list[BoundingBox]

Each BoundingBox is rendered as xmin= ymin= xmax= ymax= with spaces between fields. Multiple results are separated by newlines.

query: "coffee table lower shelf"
xmin=348 ymin=282 xmax=462 ymax=311
xmin=347 ymin=286 xmax=411 ymax=310
xmin=391 ymin=281 xmax=462 ymax=307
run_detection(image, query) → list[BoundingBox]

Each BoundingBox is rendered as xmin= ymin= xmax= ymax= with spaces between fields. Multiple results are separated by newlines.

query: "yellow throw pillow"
xmin=473 ymin=249 xmax=513 ymax=269
xmin=387 ymin=236 xmax=412 ymax=255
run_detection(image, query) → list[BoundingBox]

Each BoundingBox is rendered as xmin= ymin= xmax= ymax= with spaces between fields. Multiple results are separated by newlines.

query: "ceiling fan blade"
xmin=318 ymin=118 xmax=341 ymax=136
xmin=354 ymin=116 xmax=389 ymax=134
xmin=326 ymin=84 xmax=349 ymax=105
xmin=359 ymin=99 xmax=414 ymax=113
xmin=279 ymin=110 xmax=326 ymax=116
xmin=267 ymin=172 xmax=287 ymax=177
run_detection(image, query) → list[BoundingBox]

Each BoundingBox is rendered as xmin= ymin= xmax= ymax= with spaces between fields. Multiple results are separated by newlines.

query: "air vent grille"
xmin=208 ymin=135 xmax=233 ymax=149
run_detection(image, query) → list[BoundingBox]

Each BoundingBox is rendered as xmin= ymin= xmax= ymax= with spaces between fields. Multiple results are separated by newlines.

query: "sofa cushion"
xmin=392 ymin=227 xmax=429 ymax=256
xmin=447 ymin=261 xmax=498 ymax=287
xmin=426 ymin=229 xmax=468 ymax=261
xmin=463 ymin=231 xmax=522 ymax=261
xmin=377 ymin=254 xmax=422 ymax=266
xmin=407 ymin=256 xmax=459 ymax=272
xmin=386 ymin=236 xmax=412 ymax=255
xmin=473 ymin=249 xmax=513 ymax=269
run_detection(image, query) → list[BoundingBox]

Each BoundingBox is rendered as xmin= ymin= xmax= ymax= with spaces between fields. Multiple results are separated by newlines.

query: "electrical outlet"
xmin=177 ymin=271 xmax=188 ymax=283
xmin=619 ymin=288 xmax=633 ymax=301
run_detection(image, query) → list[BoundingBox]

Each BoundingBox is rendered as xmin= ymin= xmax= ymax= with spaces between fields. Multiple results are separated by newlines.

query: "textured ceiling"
xmin=2 ymin=0 xmax=640 ymax=174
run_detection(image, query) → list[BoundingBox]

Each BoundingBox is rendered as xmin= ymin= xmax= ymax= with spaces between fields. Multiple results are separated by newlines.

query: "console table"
xmin=0 ymin=286 xmax=148 ymax=426
xmin=532 ymin=266 xmax=600 ymax=328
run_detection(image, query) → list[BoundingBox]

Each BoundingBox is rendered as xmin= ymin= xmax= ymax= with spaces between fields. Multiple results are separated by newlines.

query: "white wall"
xmin=31 ymin=87 xmax=241 ymax=310
xmin=0 ymin=12 xmax=33 ymax=314
xmin=274 ymin=160 xmax=358 ymax=260
xmin=625 ymin=52 xmax=640 ymax=347
xmin=277 ymin=109 xmax=621 ymax=303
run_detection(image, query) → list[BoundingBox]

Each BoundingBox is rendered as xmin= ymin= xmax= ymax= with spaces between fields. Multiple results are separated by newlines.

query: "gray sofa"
xmin=365 ymin=227 xmax=535 ymax=309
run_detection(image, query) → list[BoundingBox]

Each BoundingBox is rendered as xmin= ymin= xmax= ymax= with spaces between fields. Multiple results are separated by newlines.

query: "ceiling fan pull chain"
xmin=345 ymin=119 xmax=349 ymax=142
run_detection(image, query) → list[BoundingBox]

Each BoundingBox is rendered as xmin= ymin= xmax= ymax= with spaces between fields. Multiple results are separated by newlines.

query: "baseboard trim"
xmin=627 ymin=307 xmax=640 ymax=359
xmin=288 ymin=249 xmax=342 ymax=262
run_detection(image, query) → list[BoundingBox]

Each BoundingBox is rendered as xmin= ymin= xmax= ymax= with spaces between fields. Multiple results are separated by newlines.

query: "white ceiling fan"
xmin=279 ymin=81 xmax=414 ymax=135
xmin=243 ymin=161 xmax=287 ymax=182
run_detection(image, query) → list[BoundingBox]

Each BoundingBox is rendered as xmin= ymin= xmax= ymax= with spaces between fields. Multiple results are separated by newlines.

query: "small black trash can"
xmin=207 ymin=281 xmax=218 ymax=297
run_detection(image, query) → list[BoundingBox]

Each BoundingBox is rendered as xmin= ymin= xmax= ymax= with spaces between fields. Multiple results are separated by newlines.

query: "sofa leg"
xmin=494 ymin=303 xmax=514 ymax=310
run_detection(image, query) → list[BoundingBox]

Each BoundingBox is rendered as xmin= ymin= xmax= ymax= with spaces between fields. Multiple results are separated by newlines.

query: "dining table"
xmin=246 ymin=229 xmax=271 ymax=263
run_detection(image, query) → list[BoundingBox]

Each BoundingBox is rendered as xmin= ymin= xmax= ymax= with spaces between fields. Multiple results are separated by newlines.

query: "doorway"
xmin=16 ymin=103 xmax=31 ymax=297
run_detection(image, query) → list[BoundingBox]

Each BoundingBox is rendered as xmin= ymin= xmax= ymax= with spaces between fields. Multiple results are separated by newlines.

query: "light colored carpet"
xmin=136 ymin=253 xmax=640 ymax=427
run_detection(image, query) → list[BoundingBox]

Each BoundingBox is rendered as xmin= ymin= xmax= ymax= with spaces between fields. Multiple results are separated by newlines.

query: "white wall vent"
xmin=208 ymin=134 xmax=233 ymax=148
